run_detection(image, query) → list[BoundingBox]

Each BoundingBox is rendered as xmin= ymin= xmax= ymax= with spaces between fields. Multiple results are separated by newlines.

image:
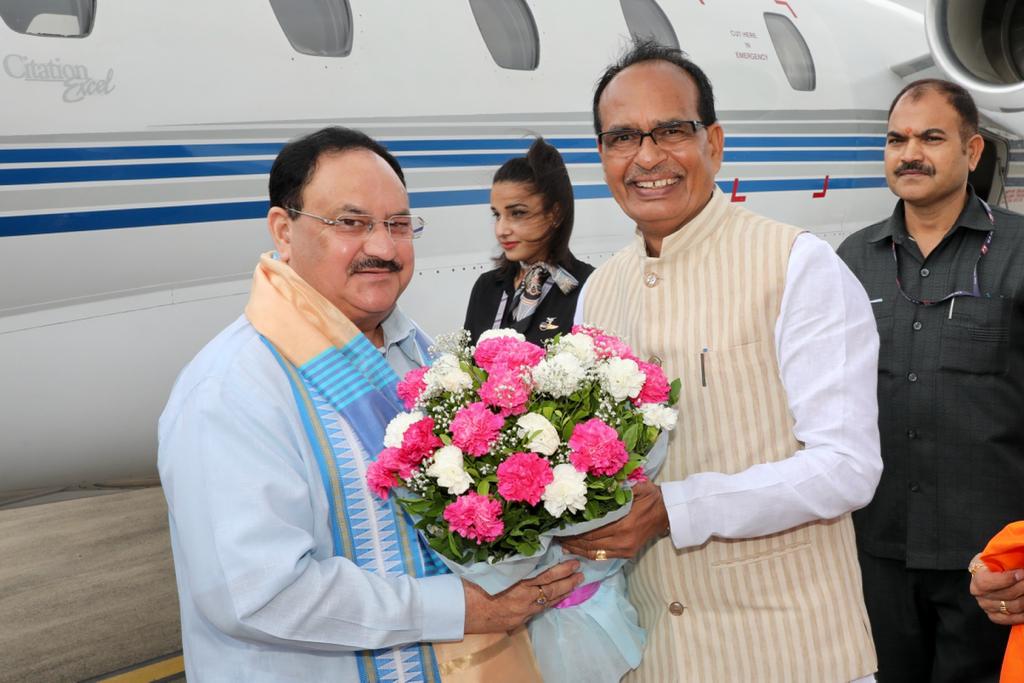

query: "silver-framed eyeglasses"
xmin=598 ymin=120 xmax=707 ymax=155
xmin=287 ymin=208 xmax=425 ymax=240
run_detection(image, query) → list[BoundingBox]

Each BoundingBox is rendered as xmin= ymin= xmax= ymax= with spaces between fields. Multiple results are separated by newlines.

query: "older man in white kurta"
xmin=562 ymin=43 xmax=882 ymax=682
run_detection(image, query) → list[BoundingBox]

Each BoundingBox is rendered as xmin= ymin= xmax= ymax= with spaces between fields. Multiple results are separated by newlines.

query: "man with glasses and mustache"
xmin=561 ymin=40 xmax=882 ymax=681
xmin=838 ymin=80 xmax=1024 ymax=682
xmin=157 ymin=127 xmax=580 ymax=681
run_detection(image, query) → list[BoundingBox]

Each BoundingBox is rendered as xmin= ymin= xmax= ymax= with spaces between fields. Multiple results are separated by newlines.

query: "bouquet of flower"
xmin=366 ymin=325 xmax=679 ymax=682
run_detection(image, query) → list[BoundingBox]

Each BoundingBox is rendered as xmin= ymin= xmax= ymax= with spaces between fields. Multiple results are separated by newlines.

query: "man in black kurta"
xmin=838 ymin=79 xmax=1024 ymax=682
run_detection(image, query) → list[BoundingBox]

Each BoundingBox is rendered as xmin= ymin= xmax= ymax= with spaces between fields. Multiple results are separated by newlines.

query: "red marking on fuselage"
xmin=774 ymin=0 xmax=797 ymax=18
xmin=730 ymin=178 xmax=747 ymax=203
xmin=812 ymin=175 xmax=830 ymax=199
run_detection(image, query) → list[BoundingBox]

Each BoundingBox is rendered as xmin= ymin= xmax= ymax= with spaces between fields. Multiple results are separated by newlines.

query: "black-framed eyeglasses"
xmin=892 ymin=197 xmax=995 ymax=306
xmin=286 ymin=208 xmax=425 ymax=240
xmin=597 ymin=120 xmax=707 ymax=155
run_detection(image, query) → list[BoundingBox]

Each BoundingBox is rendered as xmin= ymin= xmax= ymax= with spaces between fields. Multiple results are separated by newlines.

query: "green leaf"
xmin=614 ymin=487 xmax=627 ymax=505
xmin=669 ymin=378 xmax=681 ymax=405
xmin=439 ymin=433 xmax=452 ymax=446
xmin=477 ymin=480 xmax=490 ymax=495
xmin=622 ymin=423 xmax=640 ymax=451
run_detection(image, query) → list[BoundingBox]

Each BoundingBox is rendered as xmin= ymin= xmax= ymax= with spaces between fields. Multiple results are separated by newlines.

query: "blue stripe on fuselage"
xmin=0 ymin=179 xmax=888 ymax=237
xmin=0 ymin=136 xmax=884 ymax=164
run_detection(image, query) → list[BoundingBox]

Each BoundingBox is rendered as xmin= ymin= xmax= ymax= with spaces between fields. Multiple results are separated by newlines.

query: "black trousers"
xmin=859 ymin=550 xmax=1009 ymax=683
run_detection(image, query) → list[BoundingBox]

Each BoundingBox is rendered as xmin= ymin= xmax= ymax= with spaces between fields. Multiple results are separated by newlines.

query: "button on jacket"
xmin=838 ymin=188 xmax=1024 ymax=569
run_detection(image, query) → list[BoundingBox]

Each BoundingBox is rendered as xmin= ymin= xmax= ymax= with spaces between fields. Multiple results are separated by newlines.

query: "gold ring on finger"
xmin=535 ymin=586 xmax=548 ymax=606
xmin=595 ymin=549 xmax=609 ymax=561
xmin=1001 ymin=600 xmax=1010 ymax=615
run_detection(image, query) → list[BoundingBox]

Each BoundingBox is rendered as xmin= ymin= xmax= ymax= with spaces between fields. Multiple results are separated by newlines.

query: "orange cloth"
xmin=981 ymin=521 xmax=1024 ymax=683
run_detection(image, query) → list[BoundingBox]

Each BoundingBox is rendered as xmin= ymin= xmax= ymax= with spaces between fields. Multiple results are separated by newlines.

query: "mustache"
xmin=895 ymin=161 xmax=935 ymax=176
xmin=348 ymin=257 xmax=402 ymax=275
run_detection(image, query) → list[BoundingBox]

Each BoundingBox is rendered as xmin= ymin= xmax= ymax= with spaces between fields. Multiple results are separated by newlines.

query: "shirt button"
xmin=644 ymin=272 xmax=659 ymax=288
xmin=920 ymin=268 xmax=930 ymax=277
xmin=668 ymin=601 xmax=686 ymax=616
xmin=909 ymin=482 xmax=921 ymax=492
xmin=907 ymin=429 xmax=918 ymax=439
xmin=908 ymin=372 xmax=918 ymax=382
xmin=648 ymin=355 xmax=663 ymax=367
xmin=912 ymin=321 xmax=923 ymax=331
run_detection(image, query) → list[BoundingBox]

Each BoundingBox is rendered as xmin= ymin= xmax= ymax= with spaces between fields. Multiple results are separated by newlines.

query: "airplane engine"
xmin=925 ymin=0 xmax=1024 ymax=112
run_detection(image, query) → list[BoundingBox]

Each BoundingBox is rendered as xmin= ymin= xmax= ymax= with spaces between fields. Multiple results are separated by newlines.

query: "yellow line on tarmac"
xmin=93 ymin=654 xmax=184 ymax=682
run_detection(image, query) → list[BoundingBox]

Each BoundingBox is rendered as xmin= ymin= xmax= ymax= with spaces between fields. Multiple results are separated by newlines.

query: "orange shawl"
xmin=982 ymin=521 xmax=1024 ymax=682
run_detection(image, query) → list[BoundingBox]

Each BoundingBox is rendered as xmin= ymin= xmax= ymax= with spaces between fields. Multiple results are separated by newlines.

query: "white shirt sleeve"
xmin=661 ymin=232 xmax=883 ymax=548
xmin=159 ymin=371 xmax=465 ymax=651
xmin=573 ymin=278 xmax=590 ymax=326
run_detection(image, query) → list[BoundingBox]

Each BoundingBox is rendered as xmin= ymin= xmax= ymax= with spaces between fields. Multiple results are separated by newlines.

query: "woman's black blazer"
xmin=463 ymin=256 xmax=595 ymax=346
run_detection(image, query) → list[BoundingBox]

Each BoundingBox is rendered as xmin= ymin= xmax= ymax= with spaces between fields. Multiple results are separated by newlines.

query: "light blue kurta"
xmin=158 ymin=311 xmax=464 ymax=682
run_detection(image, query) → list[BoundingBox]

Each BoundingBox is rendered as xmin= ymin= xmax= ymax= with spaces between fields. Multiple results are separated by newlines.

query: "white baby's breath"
xmin=541 ymin=463 xmax=588 ymax=517
xmin=598 ymin=357 xmax=644 ymax=402
xmin=531 ymin=353 xmax=586 ymax=398
xmin=515 ymin=413 xmax=560 ymax=455
xmin=425 ymin=445 xmax=473 ymax=495
xmin=639 ymin=403 xmax=678 ymax=431
xmin=383 ymin=410 xmax=424 ymax=449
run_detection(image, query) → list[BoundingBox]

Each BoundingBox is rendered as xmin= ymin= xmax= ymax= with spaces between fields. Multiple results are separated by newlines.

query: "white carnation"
xmin=531 ymin=353 xmax=586 ymax=398
xmin=425 ymin=445 xmax=473 ymax=495
xmin=383 ymin=410 xmax=424 ymax=448
xmin=638 ymin=403 xmax=678 ymax=431
xmin=542 ymin=464 xmax=588 ymax=517
xmin=478 ymin=328 xmax=525 ymax=343
xmin=515 ymin=413 xmax=560 ymax=455
xmin=598 ymin=357 xmax=645 ymax=402
xmin=555 ymin=333 xmax=596 ymax=368
xmin=423 ymin=353 xmax=473 ymax=394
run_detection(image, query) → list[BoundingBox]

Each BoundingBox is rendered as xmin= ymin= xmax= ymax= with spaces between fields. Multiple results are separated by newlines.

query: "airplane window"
xmin=0 ymin=0 xmax=94 ymax=37
xmin=269 ymin=0 xmax=353 ymax=57
xmin=468 ymin=0 xmax=540 ymax=71
xmin=764 ymin=12 xmax=816 ymax=91
xmin=619 ymin=0 xmax=679 ymax=49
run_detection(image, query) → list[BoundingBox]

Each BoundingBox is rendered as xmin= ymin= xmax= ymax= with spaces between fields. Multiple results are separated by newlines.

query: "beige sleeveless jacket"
xmin=584 ymin=190 xmax=875 ymax=682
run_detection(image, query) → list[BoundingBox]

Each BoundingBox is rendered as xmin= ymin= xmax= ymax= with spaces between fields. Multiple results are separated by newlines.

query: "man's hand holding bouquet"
xmin=367 ymin=325 xmax=679 ymax=682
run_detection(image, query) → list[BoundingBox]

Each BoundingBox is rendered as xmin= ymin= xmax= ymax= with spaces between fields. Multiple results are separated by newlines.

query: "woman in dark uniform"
xmin=463 ymin=137 xmax=593 ymax=346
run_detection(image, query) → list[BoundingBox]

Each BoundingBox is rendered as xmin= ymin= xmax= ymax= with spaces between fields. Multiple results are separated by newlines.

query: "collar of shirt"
xmin=866 ymin=185 xmax=993 ymax=245
xmin=378 ymin=306 xmax=427 ymax=375
xmin=632 ymin=186 xmax=729 ymax=260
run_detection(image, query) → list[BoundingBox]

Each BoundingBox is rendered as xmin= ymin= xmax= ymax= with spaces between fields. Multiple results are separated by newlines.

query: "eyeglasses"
xmin=893 ymin=229 xmax=992 ymax=306
xmin=286 ymin=208 xmax=425 ymax=240
xmin=597 ymin=120 xmax=707 ymax=155
xmin=892 ymin=196 xmax=995 ymax=306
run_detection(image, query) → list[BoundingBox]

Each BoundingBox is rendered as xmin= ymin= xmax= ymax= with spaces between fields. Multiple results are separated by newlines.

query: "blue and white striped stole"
xmin=264 ymin=333 xmax=448 ymax=683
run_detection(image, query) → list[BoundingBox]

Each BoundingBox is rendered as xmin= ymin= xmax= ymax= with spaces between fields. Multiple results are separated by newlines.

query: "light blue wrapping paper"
xmin=426 ymin=433 xmax=669 ymax=683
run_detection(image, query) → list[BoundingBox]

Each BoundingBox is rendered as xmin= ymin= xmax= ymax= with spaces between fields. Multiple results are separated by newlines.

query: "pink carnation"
xmin=443 ymin=492 xmax=505 ymax=544
xmin=478 ymin=366 xmax=531 ymax=416
xmin=627 ymin=466 xmax=648 ymax=483
xmin=474 ymin=337 xmax=545 ymax=373
xmin=366 ymin=457 xmax=401 ymax=499
xmin=634 ymin=361 xmax=670 ymax=405
xmin=570 ymin=324 xmax=636 ymax=360
xmin=496 ymin=452 xmax=554 ymax=506
xmin=400 ymin=417 xmax=442 ymax=471
xmin=396 ymin=366 xmax=429 ymax=409
xmin=450 ymin=402 xmax=505 ymax=456
xmin=374 ymin=445 xmax=417 ymax=480
xmin=568 ymin=418 xmax=629 ymax=476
